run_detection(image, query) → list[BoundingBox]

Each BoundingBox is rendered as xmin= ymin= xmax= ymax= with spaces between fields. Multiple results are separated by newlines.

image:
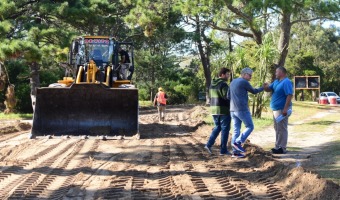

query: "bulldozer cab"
xmin=69 ymin=36 xmax=134 ymax=83
xmin=70 ymin=37 xmax=112 ymax=67
xmin=31 ymin=36 xmax=139 ymax=139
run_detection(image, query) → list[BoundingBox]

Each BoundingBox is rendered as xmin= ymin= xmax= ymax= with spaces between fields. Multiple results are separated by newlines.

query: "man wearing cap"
xmin=154 ymin=87 xmax=168 ymax=122
xmin=228 ymin=67 xmax=267 ymax=158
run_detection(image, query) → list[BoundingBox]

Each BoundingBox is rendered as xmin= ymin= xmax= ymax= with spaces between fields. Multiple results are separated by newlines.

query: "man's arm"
xmin=221 ymin=83 xmax=229 ymax=100
xmin=153 ymin=94 xmax=158 ymax=106
xmin=282 ymin=95 xmax=293 ymax=116
xmin=263 ymin=82 xmax=272 ymax=92
xmin=246 ymin=81 xmax=264 ymax=94
xmin=227 ymin=88 xmax=230 ymax=100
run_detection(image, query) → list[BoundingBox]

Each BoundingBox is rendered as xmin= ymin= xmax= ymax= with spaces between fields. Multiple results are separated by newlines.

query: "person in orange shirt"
xmin=154 ymin=87 xmax=168 ymax=122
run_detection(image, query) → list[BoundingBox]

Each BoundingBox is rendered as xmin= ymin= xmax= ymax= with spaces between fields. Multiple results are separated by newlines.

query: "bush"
xmin=166 ymin=90 xmax=186 ymax=105
xmin=138 ymin=88 xmax=150 ymax=101
xmin=4 ymin=60 xmax=64 ymax=113
xmin=15 ymin=84 xmax=32 ymax=113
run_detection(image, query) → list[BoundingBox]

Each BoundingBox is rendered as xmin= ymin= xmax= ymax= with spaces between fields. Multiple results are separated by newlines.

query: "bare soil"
xmin=0 ymin=105 xmax=339 ymax=199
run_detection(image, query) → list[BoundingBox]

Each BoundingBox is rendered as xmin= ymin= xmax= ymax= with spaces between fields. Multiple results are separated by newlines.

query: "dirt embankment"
xmin=0 ymin=105 xmax=339 ymax=199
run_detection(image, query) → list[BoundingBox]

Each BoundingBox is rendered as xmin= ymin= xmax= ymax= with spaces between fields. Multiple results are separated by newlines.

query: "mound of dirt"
xmin=284 ymin=167 xmax=339 ymax=199
xmin=187 ymin=105 xmax=209 ymax=119
xmin=246 ymin=143 xmax=340 ymax=199
xmin=0 ymin=120 xmax=31 ymax=135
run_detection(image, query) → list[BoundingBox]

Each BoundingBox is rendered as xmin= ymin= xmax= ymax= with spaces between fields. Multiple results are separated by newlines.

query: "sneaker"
xmin=272 ymin=147 xmax=286 ymax=154
xmin=219 ymin=151 xmax=232 ymax=156
xmin=204 ymin=146 xmax=212 ymax=154
xmin=232 ymin=142 xmax=245 ymax=153
xmin=232 ymin=153 xmax=245 ymax=158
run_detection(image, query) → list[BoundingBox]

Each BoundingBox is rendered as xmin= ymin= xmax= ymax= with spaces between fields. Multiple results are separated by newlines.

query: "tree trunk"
xmin=195 ymin=16 xmax=211 ymax=105
xmin=29 ymin=62 xmax=40 ymax=111
xmin=228 ymin=34 xmax=234 ymax=81
xmin=277 ymin=12 xmax=292 ymax=68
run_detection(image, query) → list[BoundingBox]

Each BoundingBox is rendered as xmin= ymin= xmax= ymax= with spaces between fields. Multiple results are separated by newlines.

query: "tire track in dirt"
xmin=92 ymin=139 xmax=152 ymax=199
xmin=186 ymin=137 xmax=253 ymax=199
xmin=257 ymin=178 xmax=286 ymax=199
xmin=0 ymin=140 xmax=44 ymax=162
xmin=0 ymin=139 xmax=83 ymax=199
xmin=0 ymin=138 xmax=54 ymax=162
xmin=0 ymin=106 xmax=336 ymax=199
xmin=177 ymin=135 xmax=287 ymax=199
xmin=86 ymin=150 xmax=131 ymax=199
xmin=30 ymin=139 xmax=100 ymax=199
xmin=188 ymin=127 xmax=288 ymax=199
xmin=129 ymin=138 xmax=181 ymax=200
xmin=93 ymin=138 xmax=183 ymax=199
xmin=147 ymin=139 xmax=183 ymax=199
xmin=125 ymin=138 xmax=183 ymax=199
xmin=168 ymin=137 xmax=214 ymax=199
xmin=0 ymin=139 xmax=65 ymax=185
xmin=0 ymin=131 xmax=28 ymax=144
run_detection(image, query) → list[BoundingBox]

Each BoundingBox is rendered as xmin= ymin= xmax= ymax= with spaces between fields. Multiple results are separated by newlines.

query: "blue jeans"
xmin=206 ymin=115 xmax=231 ymax=154
xmin=231 ymin=111 xmax=254 ymax=153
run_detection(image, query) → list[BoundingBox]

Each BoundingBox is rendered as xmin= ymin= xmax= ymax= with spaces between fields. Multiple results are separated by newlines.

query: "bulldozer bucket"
xmin=31 ymin=83 xmax=138 ymax=137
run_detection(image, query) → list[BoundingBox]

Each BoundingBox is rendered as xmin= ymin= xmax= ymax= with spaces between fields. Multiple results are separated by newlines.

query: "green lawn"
xmin=0 ymin=113 xmax=33 ymax=120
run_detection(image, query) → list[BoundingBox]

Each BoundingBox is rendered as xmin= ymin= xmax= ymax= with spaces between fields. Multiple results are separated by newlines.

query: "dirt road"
xmin=0 ymin=105 xmax=339 ymax=199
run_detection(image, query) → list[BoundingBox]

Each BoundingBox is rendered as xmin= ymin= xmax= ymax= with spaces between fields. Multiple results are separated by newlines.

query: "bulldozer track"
xmin=0 ymin=133 xmax=288 ymax=199
xmin=169 ymin=137 xmax=215 ymax=199
xmin=4 ymin=140 xmax=84 ymax=199
xmin=0 ymin=131 xmax=29 ymax=143
xmin=93 ymin=139 xmax=184 ymax=199
xmin=0 ymin=139 xmax=85 ymax=199
xmin=92 ymin=139 xmax=152 ymax=199
xmin=0 ymin=140 xmax=65 ymax=185
xmin=92 ymin=156 xmax=134 ymax=199
xmin=0 ymin=106 xmax=337 ymax=199
xmin=41 ymin=139 xmax=100 ymax=199
xmin=172 ymin=135 xmax=287 ymax=200
xmin=195 ymin=135 xmax=286 ymax=199
xmin=259 ymin=179 xmax=286 ymax=200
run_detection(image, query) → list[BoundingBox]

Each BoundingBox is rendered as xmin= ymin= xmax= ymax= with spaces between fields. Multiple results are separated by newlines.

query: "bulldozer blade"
xmin=31 ymin=83 xmax=138 ymax=137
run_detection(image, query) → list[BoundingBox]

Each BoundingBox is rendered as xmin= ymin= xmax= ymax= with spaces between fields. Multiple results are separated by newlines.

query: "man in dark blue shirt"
xmin=228 ymin=67 xmax=265 ymax=158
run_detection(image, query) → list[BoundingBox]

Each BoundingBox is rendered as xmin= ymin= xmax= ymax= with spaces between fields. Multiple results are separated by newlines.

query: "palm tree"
xmin=253 ymin=33 xmax=278 ymax=117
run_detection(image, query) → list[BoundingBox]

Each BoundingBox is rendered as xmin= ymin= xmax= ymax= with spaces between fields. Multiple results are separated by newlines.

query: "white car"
xmin=320 ymin=92 xmax=340 ymax=104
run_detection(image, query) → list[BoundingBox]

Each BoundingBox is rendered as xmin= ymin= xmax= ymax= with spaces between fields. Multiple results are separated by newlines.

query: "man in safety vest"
xmin=154 ymin=87 xmax=168 ymax=122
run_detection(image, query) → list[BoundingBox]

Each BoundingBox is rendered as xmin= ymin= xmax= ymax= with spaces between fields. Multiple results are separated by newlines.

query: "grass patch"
xmin=139 ymin=101 xmax=153 ymax=107
xmin=293 ymin=120 xmax=332 ymax=132
xmin=313 ymin=139 xmax=340 ymax=185
xmin=323 ymin=113 xmax=340 ymax=121
xmin=0 ymin=113 xmax=33 ymax=120
xmin=292 ymin=109 xmax=340 ymax=133
xmin=203 ymin=114 xmax=214 ymax=126
xmin=289 ymin=101 xmax=326 ymax=122
xmin=253 ymin=116 xmax=272 ymax=131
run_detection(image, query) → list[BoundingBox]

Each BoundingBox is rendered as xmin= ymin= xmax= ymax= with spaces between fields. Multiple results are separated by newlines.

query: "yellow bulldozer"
xmin=30 ymin=36 xmax=138 ymax=139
